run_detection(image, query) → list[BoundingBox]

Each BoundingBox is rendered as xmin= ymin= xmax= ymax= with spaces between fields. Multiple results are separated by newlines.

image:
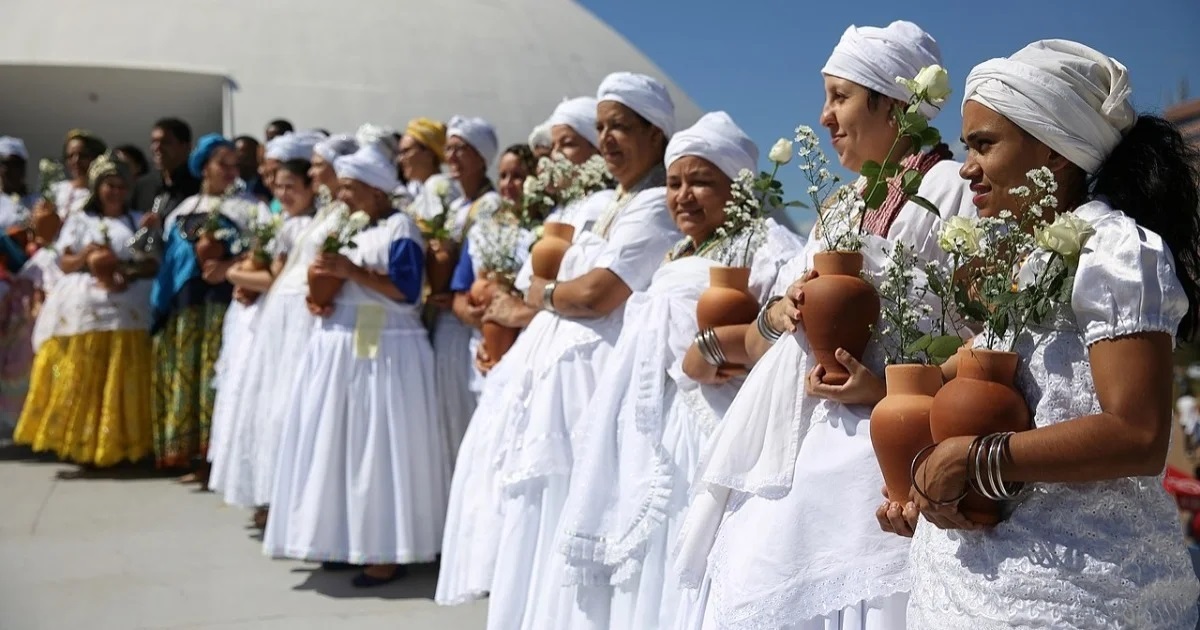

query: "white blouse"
xmin=909 ymin=199 xmax=1200 ymax=629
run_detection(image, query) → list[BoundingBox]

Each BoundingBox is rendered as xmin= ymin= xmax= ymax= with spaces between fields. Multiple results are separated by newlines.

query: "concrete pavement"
xmin=0 ymin=446 xmax=488 ymax=630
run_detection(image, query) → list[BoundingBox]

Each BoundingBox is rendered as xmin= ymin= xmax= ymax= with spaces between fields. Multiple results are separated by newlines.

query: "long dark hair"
xmin=1092 ymin=115 xmax=1200 ymax=340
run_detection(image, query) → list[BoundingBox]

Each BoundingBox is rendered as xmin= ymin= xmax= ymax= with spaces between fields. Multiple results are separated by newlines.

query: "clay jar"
xmin=871 ymin=364 xmax=942 ymax=503
xmin=307 ymin=264 xmax=345 ymax=308
xmin=238 ymin=254 xmax=270 ymax=302
xmin=530 ymin=222 xmax=575 ymax=279
xmin=928 ymin=347 xmax=1030 ymax=525
xmin=800 ymin=251 xmax=880 ymax=386
xmin=696 ymin=266 xmax=759 ymax=330
xmin=32 ymin=208 xmax=62 ymax=244
xmin=194 ymin=232 xmax=224 ymax=264
xmin=426 ymin=238 xmax=458 ymax=295
xmin=472 ymin=275 xmax=519 ymax=360
xmin=86 ymin=246 xmax=120 ymax=290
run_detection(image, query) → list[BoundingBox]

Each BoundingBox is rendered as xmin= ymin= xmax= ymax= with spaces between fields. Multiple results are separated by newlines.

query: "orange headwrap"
xmin=405 ymin=117 xmax=447 ymax=161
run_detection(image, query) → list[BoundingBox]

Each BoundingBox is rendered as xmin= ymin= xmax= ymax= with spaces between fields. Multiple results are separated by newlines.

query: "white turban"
xmin=334 ymin=146 xmax=400 ymax=193
xmin=665 ymin=111 xmax=758 ymax=180
xmin=355 ymin=123 xmax=400 ymax=162
xmin=447 ymin=116 xmax=499 ymax=165
xmin=547 ymin=96 xmax=600 ymax=148
xmin=264 ymin=131 xmax=323 ymax=162
xmin=528 ymin=122 xmax=553 ymax=149
xmin=821 ymin=20 xmax=943 ymax=119
xmin=313 ymin=133 xmax=358 ymax=163
xmin=964 ymin=39 xmax=1136 ymax=174
xmin=597 ymin=71 xmax=677 ymax=137
xmin=0 ymin=136 xmax=28 ymax=160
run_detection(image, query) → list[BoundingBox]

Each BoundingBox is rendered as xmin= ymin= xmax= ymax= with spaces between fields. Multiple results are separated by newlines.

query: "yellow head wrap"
xmin=64 ymin=128 xmax=108 ymax=159
xmin=405 ymin=117 xmax=447 ymax=161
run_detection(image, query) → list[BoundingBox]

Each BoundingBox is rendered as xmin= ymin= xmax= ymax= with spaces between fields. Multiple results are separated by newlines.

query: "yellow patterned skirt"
xmin=151 ymin=302 xmax=226 ymax=468
xmin=14 ymin=329 xmax=153 ymax=467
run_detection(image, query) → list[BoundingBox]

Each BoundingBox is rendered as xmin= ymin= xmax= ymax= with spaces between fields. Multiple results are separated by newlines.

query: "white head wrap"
xmin=447 ymin=116 xmax=499 ymax=165
xmin=597 ymin=72 xmax=677 ymax=137
xmin=355 ymin=123 xmax=400 ymax=161
xmin=334 ymin=146 xmax=400 ymax=193
xmin=528 ymin=122 xmax=553 ymax=150
xmin=312 ymin=134 xmax=358 ymax=164
xmin=665 ymin=111 xmax=758 ymax=180
xmin=547 ymin=96 xmax=600 ymax=148
xmin=0 ymin=136 xmax=29 ymax=160
xmin=264 ymin=131 xmax=323 ymax=162
xmin=821 ymin=20 xmax=943 ymax=119
xmin=964 ymin=39 xmax=1136 ymax=174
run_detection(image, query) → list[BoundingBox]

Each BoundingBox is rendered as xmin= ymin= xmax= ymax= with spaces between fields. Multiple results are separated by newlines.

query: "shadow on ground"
xmin=291 ymin=562 xmax=441 ymax=601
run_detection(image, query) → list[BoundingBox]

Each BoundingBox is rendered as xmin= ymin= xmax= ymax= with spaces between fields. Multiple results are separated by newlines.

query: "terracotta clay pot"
xmin=530 ymin=222 xmax=575 ymax=279
xmin=482 ymin=321 xmax=519 ymax=360
xmin=696 ymin=266 xmax=759 ymax=329
xmin=87 ymin=247 xmax=120 ymax=290
xmin=238 ymin=254 xmax=269 ymax=302
xmin=307 ymin=264 xmax=346 ymax=308
xmin=871 ymin=364 xmax=942 ymax=503
xmin=194 ymin=233 xmax=224 ymax=264
xmin=928 ymin=347 xmax=1030 ymax=525
xmin=32 ymin=209 xmax=62 ymax=244
xmin=426 ymin=238 xmax=458 ymax=294
xmin=799 ymin=251 xmax=880 ymax=386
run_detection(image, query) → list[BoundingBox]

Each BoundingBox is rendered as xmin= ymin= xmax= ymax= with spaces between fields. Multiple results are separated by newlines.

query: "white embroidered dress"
xmin=557 ymin=220 xmax=803 ymax=630
xmin=908 ymin=200 xmax=1200 ymax=630
xmin=484 ymin=179 xmax=681 ymax=630
xmin=678 ymin=162 xmax=974 ymax=630
xmin=435 ymin=189 xmax=616 ymax=606
xmin=263 ymin=213 xmax=450 ymax=564
xmin=207 ymin=211 xmax=318 ymax=507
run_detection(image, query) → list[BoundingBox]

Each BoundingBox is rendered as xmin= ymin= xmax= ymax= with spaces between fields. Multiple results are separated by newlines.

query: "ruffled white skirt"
xmin=433 ymin=310 xmax=478 ymax=464
xmin=207 ymin=300 xmax=259 ymax=473
xmin=262 ymin=304 xmax=450 ymax=564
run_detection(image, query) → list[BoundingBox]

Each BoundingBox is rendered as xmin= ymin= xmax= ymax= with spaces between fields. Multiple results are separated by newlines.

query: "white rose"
xmin=347 ymin=210 xmax=371 ymax=231
xmin=1016 ymin=249 xmax=1050 ymax=291
xmin=432 ymin=179 xmax=450 ymax=198
xmin=937 ymin=215 xmax=982 ymax=256
xmin=767 ymin=138 xmax=793 ymax=165
xmin=907 ymin=65 xmax=952 ymax=105
xmin=1035 ymin=212 xmax=1095 ymax=260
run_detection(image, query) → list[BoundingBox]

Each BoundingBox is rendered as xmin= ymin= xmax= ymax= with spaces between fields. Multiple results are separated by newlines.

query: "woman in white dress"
xmin=399 ymin=118 xmax=447 ymax=200
xmin=485 ymin=71 xmax=682 ymax=630
xmin=558 ymin=112 xmax=804 ymax=630
xmin=207 ymin=132 xmax=319 ymax=493
xmin=13 ymin=153 xmax=157 ymax=467
xmin=676 ymin=21 xmax=974 ymax=630
xmin=419 ymin=116 xmax=503 ymax=462
xmin=900 ymin=40 xmax=1200 ymax=630
xmin=263 ymin=145 xmax=449 ymax=588
xmin=207 ymin=155 xmax=321 ymax=521
xmin=435 ymin=97 xmax=613 ymax=607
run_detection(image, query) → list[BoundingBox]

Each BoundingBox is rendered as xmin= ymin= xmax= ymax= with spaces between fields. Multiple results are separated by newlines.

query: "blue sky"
xmin=579 ymin=0 xmax=1200 ymax=228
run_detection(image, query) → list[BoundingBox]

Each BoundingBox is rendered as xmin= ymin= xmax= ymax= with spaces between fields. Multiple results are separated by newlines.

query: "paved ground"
xmin=0 ymin=446 xmax=488 ymax=630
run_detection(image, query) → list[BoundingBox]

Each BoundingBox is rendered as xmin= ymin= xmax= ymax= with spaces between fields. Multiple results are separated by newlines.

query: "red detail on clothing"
xmin=860 ymin=144 xmax=952 ymax=237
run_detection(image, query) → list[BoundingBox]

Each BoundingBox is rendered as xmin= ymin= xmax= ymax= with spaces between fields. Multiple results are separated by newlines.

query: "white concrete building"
xmin=0 ymin=0 xmax=701 ymax=169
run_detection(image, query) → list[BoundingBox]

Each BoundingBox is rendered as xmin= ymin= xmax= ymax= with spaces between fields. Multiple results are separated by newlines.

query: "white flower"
xmin=1035 ymin=212 xmax=1095 ymax=260
xmin=807 ymin=185 xmax=819 ymax=194
xmin=523 ymin=176 xmax=540 ymax=197
xmin=1016 ymin=249 xmax=1051 ymax=290
xmin=347 ymin=210 xmax=371 ymax=231
xmin=768 ymin=138 xmax=794 ymax=165
xmin=938 ymin=215 xmax=983 ymax=256
xmin=432 ymin=179 xmax=451 ymax=198
xmin=910 ymin=65 xmax=952 ymax=105
xmin=1009 ymin=185 xmax=1031 ymax=198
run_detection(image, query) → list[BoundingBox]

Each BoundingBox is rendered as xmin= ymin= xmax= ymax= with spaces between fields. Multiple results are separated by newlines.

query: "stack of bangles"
xmin=756 ymin=295 xmax=784 ymax=342
xmin=695 ymin=327 xmax=727 ymax=367
xmin=910 ymin=432 xmax=1025 ymax=506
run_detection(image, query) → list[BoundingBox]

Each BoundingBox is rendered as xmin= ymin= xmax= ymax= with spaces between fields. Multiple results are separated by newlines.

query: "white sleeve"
xmin=589 ymin=188 xmax=679 ymax=291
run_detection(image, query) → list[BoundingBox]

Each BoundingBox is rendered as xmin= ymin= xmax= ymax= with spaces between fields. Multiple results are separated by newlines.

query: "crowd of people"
xmin=1 ymin=18 xmax=1200 ymax=629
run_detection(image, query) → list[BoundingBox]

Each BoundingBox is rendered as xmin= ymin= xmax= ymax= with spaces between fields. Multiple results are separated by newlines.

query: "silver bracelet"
xmin=756 ymin=295 xmax=785 ymax=343
xmin=543 ymin=281 xmax=557 ymax=313
xmin=695 ymin=327 xmax=726 ymax=367
xmin=968 ymin=432 xmax=1024 ymax=500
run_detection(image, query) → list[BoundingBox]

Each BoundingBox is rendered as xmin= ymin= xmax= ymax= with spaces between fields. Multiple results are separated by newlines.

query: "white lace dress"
xmin=556 ymin=221 xmax=803 ymax=630
xmin=485 ymin=181 xmax=681 ymax=630
xmin=908 ymin=200 xmax=1200 ymax=629
xmin=678 ymin=163 xmax=975 ymax=630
